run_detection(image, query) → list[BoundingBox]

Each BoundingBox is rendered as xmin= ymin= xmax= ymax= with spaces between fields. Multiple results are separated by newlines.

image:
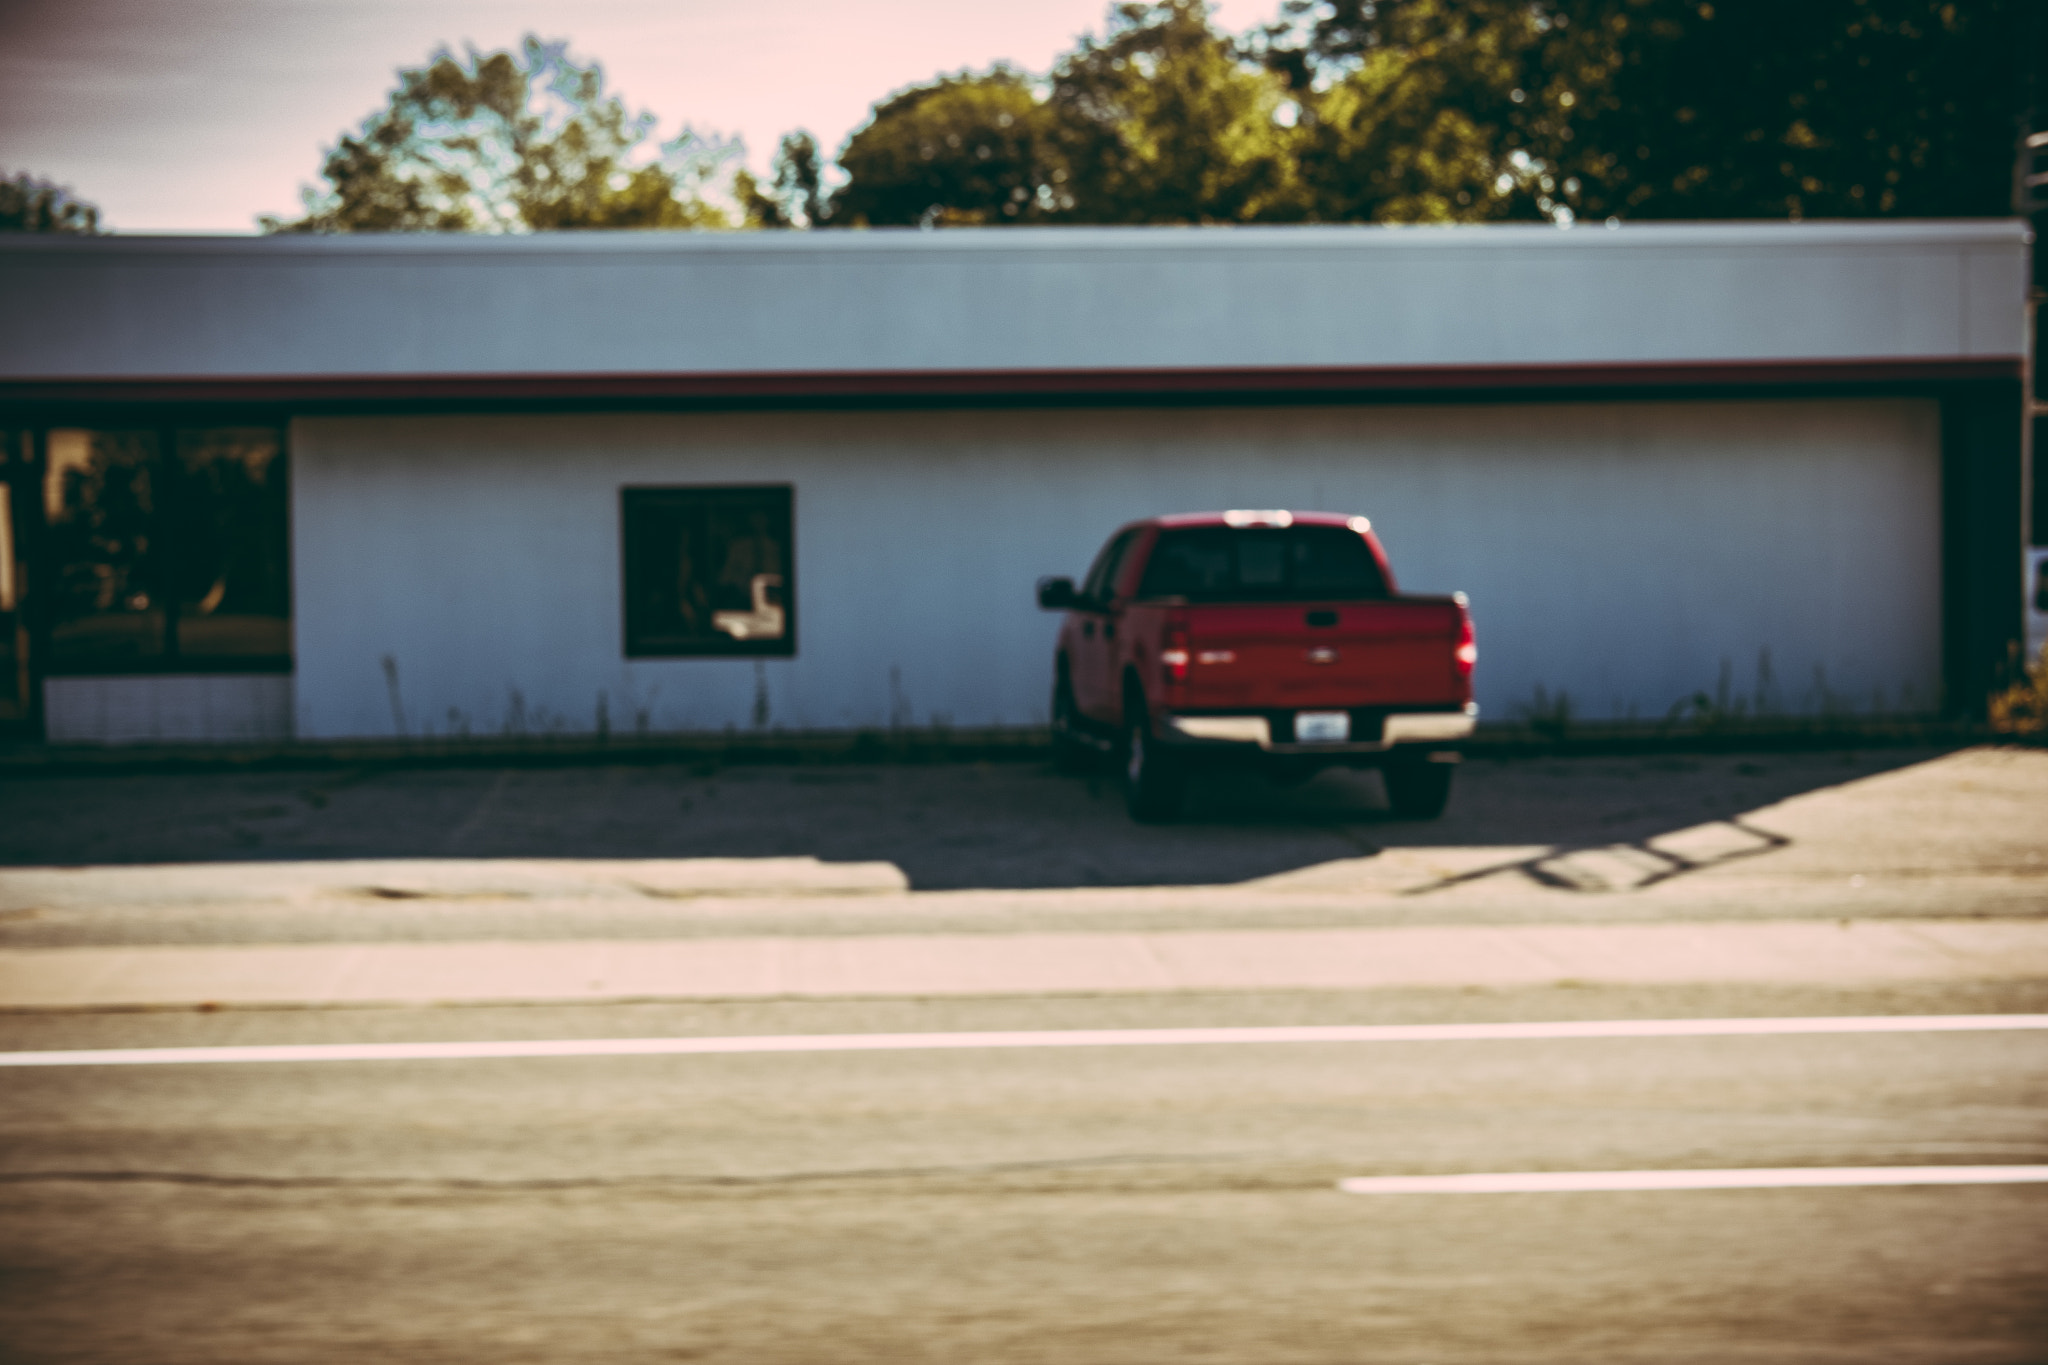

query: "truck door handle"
xmin=1104 ymin=622 xmax=1116 ymax=641
xmin=1082 ymin=621 xmax=1095 ymax=639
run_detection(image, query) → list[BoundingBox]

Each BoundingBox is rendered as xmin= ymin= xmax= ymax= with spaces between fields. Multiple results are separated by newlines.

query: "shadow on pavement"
xmin=0 ymin=747 xmax=1950 ymax=891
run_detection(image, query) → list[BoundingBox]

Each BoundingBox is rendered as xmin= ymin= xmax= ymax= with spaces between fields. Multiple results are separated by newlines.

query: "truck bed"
xmin=1161 ymin=597 xmax=1469 ymax=712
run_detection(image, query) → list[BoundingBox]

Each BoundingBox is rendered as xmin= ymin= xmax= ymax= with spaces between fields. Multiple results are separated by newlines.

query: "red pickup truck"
xmin=1037 ymin=511 xmax=1476 ymax=821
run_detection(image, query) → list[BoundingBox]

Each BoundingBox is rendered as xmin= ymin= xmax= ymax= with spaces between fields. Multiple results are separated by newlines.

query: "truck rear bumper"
xmin=1164 ymin=704 xmax=1476 ymax=755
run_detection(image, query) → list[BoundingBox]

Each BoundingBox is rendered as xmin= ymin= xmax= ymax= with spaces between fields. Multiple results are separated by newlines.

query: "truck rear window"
xmin=1136 ymin=526 xmax=1389 ymax=602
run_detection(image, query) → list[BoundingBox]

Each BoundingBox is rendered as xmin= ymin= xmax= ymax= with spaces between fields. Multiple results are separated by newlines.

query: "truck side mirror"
xmin=1037 ymin=576 xmax=1079 ymax=610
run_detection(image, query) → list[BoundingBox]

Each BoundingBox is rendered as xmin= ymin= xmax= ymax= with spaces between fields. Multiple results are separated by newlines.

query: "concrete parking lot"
xmin=0 ymin=744 xmax=1997 ymax=887
xmin=1 ymin=745 xmax=2042 ymax=949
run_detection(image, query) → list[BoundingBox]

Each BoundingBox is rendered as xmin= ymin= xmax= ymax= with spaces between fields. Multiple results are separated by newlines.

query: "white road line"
xmin=3 ymin=1013 xmax=2046 ymax=1069
xmin=1338 ymin=1166 xmax=2048 ymax=1194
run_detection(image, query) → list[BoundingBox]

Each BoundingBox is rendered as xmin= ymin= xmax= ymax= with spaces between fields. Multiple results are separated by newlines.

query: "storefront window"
xmin=45 ymin=429 xmax=167 ymax=670
xmin=622 ymin=486 xmax=794 ymax=657
xmin=0 ymin=432 xmax=32 ymax=720
xmin=169 ymin=428 xmax=291 ymax=662
xmin=42 ymin=425 xmax=290 ymax=674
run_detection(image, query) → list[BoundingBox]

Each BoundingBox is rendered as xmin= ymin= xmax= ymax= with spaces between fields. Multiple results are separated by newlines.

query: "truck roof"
xmin=1148 ymin=511 xmax=1366 ymax=531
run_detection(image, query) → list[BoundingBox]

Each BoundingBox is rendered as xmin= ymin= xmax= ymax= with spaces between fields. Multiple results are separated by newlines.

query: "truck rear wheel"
xmin=1123 ymin=706 xmax=1185 ymax=822
xmin=1383 ymin=758 xmax=1454 ymax=820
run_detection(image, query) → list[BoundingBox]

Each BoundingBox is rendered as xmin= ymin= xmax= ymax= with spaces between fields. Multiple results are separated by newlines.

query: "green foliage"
xmin=0 ymin=171 xmax=101 ymax=233
xmin=1990 ymin=645 xmax=2048 ymax=736
xmin=825 ymin=0 xmax=1547 ymax=227
xmin=835 ymin=3 xmax=1304 ymax=227
xmin=834 ymin=0 xmax=2033 ymax=229
xmin=1515 ymin=684 xmax=1575 ymax=740
xmin=1292 ymin=1 xmax=1553 ymax=222
xmin=1550 ymin=0 xmax=2032 ymax=222
xmin=740 ymin=132 xmax=833 ymax=228
xmin=1046 ymin=1 xmax=1305 ymax=224
xmin=269 ymin=3 xmax=2036 ymax=234
xmin=1267 ymin=0 xmax=2034 ymax=225
xmin=832 ymin=68 xmax=1051 ymax=226
xmin=264 ymin=37 xmax=737 ymax=233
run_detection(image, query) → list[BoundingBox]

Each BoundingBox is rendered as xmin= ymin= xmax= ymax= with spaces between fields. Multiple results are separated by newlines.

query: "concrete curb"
xmin=3 ymin=919 xmax=2043 ymax=1012
xmin=0 ymin=857 xmax=912 ymax=912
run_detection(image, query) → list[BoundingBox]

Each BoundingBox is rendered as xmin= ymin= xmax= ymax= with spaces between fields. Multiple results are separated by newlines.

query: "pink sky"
xmin=1 ymin=0 xmax=1283 ymax=232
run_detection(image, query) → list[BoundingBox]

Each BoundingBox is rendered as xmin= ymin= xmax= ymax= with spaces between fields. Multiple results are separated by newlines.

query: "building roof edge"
xmin=0 ymin=218 xmax=2029 ymax=261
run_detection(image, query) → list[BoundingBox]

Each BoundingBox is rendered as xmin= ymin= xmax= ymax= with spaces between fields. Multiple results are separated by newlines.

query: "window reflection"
xmin=42 ymin=426 xmax=290 ymax=674
xmin=623 ymin=487 xmax=794 ymax=657
xmin=0 ymin=433 xmax=30 ymax=720
xmin=46 ymin=429 xmax=167 ymax=669
xmin=171 ymin=429 xmax=290 ymax=661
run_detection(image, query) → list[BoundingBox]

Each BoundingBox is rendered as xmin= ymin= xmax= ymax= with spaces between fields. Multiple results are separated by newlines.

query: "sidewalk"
xmin=5 ymin=918 xmax=2044 ymax=1010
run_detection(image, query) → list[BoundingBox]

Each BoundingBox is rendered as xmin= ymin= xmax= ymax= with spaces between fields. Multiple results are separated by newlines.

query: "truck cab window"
xmin=1080 ymin=530 xmax=1136 ymax=605
xmin=1138 ymin=526 xmax=1388 ymax=602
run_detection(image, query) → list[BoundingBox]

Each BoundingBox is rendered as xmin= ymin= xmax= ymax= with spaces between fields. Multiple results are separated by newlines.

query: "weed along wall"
xmin=290 ymin=397 xmax=1943 ymax=740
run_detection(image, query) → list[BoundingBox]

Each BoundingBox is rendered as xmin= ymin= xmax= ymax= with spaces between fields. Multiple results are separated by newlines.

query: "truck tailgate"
xmin=1178 ymin=600 xmax=1463 ymax=708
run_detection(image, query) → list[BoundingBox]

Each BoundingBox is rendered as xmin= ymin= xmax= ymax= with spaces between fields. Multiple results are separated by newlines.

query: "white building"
xmin=0 ymin=221 xmax=2029 ymax=744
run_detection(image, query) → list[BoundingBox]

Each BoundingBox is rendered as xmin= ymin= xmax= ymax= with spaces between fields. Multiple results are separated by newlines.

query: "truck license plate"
xmin=1294 ymin=711 xmax=1350 ymax=743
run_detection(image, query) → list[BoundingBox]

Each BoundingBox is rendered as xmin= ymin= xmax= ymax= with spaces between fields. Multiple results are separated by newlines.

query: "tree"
xmin=1281 ymin=0 xmax=1560 ymax=223
xmin=832 ymin=4 xmax=1306 ymax=227
xmin=1265 ymin=0 xmax=2038 ymax=224
xmin=832 ymin=69 xmax=1052 ymax=226
xmin=264 ymin=37 xmax=737 ymax=233
xmin=740 ymin=131 xmax=833 ymax=227
xmin=1550 ymin=0 xmax=2035 ymax=222
xmin=1046 ymin=1 xmax=1306 ymax=224
xmin=0 ymin=171 xmax=102 ymax=233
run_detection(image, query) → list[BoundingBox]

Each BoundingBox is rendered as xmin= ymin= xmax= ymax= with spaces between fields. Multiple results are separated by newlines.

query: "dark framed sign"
xmin=621 ymin=485 xmax=794 ymax=658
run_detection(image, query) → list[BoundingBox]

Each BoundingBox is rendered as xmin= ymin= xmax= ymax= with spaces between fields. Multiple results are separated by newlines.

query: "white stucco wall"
xmin=44 ymin=675 xmax=293 ymax=744
xmin=291 ymin=398 xmax=1942 ymax=739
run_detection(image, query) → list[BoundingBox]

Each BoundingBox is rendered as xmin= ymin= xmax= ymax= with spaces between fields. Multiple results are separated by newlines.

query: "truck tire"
xmin=1123 ymin=703 xmax=1185 ymax=821
xmin=1383 ymin=758 xmax=1454 ymax=820
xmin=1050 ymin=671 xmax=1093 ymax=774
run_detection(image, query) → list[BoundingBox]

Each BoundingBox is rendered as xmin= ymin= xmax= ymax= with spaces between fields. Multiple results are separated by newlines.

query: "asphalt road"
xmin=3 ymin=747 xmax=2043 ymax=1362
xmin=3 ymin=984 xmax=2046 ymax=1365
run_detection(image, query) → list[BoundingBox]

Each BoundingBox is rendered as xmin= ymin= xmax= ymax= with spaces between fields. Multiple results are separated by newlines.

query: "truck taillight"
xmin=1455 ymin=610 xmax=1477 ymax=677
xmin=1162 ymin=620 xmax=1190 ymax=685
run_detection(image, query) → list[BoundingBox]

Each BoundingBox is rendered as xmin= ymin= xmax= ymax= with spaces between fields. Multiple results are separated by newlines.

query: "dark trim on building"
xmin=2032 ymin=411 xmax=2047 ymax=550
xmin=40 ymin=658 xmax=295 ymax=679
xmin=0 ymin=356 xmax=2022 ymax=414
xmin=1941 ymin=381 xmax=2026 ymax=717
